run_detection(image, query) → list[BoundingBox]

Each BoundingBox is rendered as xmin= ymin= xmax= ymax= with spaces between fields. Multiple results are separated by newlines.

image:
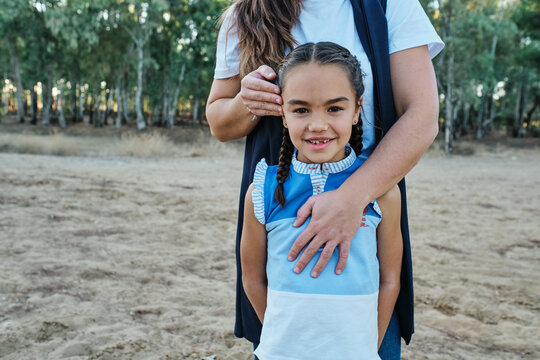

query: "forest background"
xmin=1 ymin=1 xmax=539 ymax=359
xmin=0 ymin=0 xmax=539 ymax=154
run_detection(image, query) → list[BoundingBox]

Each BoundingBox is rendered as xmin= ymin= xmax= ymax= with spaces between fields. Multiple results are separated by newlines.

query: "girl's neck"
xmin=295 ymin=145 xmax=351 ymax=165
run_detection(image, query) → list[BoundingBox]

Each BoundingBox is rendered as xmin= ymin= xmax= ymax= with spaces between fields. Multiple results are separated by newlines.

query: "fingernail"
xmin=288 ymin=256 xmax=294 ymax=261
xmin=336 ymin=269 xmax=342 ymax=275
xmin=311 ymin=271 xmax=318 ymax=278
xmin=293 ymin=267 xmax=300 ymax=274
xmin=276 ymin=97 xmax=280 ymax=104
xmin=292 ymin=221 xmax=297 ymax=227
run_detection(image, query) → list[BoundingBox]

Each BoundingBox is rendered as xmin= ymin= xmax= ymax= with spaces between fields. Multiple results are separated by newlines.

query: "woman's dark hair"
xmin=274 ymin=42 xmax=365 ymax=207
xmin=226 ymin=0 xmax=303 ymax=78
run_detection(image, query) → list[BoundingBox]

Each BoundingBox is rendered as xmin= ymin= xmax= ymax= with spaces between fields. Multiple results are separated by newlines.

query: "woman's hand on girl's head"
xmin=240 ymin=65 xmax=284 ymax=118
xmin=288 ymin=188 xmax=367 ymax=277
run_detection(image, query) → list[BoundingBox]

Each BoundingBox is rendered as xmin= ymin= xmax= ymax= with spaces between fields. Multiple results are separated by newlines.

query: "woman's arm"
xmin=289 ymin=45 xmax=438 ymax=276
xmin=206 ymin=66 xmax=283 ymax=142
xmin=240 ymin=184 xmax=268 ymax=323
xmin=375 ymin=185 xmax=403 ymax=349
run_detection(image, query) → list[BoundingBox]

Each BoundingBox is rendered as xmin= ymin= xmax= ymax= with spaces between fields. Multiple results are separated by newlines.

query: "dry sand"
xmin=0 ymin=125 xmax=539 ymax=359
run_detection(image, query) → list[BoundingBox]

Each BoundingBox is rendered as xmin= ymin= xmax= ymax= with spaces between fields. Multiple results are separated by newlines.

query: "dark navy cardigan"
xmin=234 ymin=0 xmax=414 ymax=345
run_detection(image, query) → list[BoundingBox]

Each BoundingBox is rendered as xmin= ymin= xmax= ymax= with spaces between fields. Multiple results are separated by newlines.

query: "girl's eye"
xmin=293 ymin=108 xmax=309 ymax=114
xmin=328 ymin=106 xmax=343 ymax=112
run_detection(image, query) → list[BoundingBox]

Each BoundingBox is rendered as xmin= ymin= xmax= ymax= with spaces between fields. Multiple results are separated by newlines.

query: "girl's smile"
xmin=281 ymin=62 xmax=362 ymax=164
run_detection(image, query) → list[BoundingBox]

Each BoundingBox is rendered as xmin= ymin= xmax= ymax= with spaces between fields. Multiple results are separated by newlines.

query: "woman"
xmin=205 ymin=0 xmax=443 ymax=358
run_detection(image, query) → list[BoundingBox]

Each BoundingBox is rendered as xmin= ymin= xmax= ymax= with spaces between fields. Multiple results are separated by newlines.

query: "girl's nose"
xmin=308 ymin=114 xmax=328 ymax=132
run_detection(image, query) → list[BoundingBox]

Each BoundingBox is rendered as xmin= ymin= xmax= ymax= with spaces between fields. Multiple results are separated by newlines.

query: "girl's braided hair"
xmin=274 ymin=42 xmax=365 ymax=208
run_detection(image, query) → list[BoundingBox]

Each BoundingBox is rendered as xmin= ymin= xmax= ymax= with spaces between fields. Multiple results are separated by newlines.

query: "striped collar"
xmin=292 ymin=145 xmax=357 ymax=175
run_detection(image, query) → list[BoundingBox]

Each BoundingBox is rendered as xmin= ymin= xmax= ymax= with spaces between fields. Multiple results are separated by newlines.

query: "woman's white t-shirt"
xmin=214 ymin=0 xmax=444 ymax=157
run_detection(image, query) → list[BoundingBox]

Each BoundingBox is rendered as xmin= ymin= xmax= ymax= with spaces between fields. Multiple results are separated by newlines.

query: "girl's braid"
xmin=274 ymin=126 xmax=295 ymax=207
xmin=350 ymin=121 xmax=364 ymax=156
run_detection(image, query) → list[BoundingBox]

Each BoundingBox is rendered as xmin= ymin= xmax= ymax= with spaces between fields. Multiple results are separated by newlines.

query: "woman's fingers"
xmin=288 ymin=221 xmax=315 ymax=262
xmin=240 ymin=66 xmax=282 ymax=117
xmin=255 ymin=64 xmax=278 ymax=81
xmin=293 ymin=196 xmax=315 ymax=227
xmin=244 ymin=99 xmax=282 ymax=117
xmin=291 ymin=233 xmax=323 ymax=275
xmin=242 ymin=87 xmax=282 ymax=107
xmin=309 ymin=241 xmax=339 ymax=278
xmin=335 ymin=241 xmax=351 ymax=275
xmin=241 ymin=76 xmax=281 ymax=96
xmin=289 ymin=190 xmax=365 ymax=276
xmin=288 ymin=196 xmax=317 ymax=264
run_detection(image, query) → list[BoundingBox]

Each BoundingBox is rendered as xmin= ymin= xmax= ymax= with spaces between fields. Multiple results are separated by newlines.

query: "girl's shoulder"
xmin=252 ymin=158 xmax=279 ymax=225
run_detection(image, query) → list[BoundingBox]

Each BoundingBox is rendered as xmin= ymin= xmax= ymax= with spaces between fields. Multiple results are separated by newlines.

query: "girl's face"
xmin=281 ymin=62 xmax=362 ymax=164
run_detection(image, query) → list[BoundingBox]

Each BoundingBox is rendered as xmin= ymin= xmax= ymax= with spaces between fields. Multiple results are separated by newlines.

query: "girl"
xmin=240 ymin=42 xmax=403 ymax=360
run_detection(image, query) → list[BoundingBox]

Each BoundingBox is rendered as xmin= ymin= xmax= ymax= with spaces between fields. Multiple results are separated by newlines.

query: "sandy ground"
xmin=0 ymin=125 xmax=539 ymax=359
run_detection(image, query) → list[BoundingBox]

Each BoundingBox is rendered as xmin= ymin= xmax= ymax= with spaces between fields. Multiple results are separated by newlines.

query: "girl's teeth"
xmin=310 ymin=139 xmax=330 ymax=144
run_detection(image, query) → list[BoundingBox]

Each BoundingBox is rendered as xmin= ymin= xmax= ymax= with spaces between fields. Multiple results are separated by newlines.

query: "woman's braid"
xmin=274 ymin=126 xmax=295 ymax=207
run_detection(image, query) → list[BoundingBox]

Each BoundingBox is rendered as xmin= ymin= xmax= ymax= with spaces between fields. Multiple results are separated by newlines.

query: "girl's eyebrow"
xmin=286 ymin=97 xmax=350 ymax=106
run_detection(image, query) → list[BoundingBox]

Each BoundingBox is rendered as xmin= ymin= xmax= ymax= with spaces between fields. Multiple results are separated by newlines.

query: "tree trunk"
xmin=462 ymin=103 xmax=470 ymax=135
xmin=452 ymin=100 xmax=459 ymax=139
xmin=58 ymin=81 xmax=66 ymax=128
xmin=517 ymin=78 xmax=528 ymax=138
xmin=513 ymin=72 xmax=528 ymax=138
xmin=444 ymin=52 xmax=454 ymax=154
xmin=135 ymin=44 xmax=145 ymax=130
xmin=2 ymin=70 xmax=8 ymax=116
xmin=161 ymin=67 xmax=169 ymax=127
xmin=122 ymin=71 xmax=130 ymax=124
xmin=24 ymin=90 xmax=29 ymax=117
xmin=192 ymin=97 xmax=199 ymax=128
xmin=168 ymin=63 xmax=186 ymax=129
xmin=69 ymin=73 xmax=76 ymax=121
xmin=30 ymin=87 xmax=37 ymax=125
xmin=42 ymin=73 xmax=53 ymax=125
xmin=94 ymin=94 xmax=102 ymax=128
xmin=153 ymin=105 xmax=159 ymax=125
xmin=116 ymin=78 xmax=122 ymax=128
xmin=122 ymin=87 xmax=130 ymax=124
xmin=79 ymin=84 xmax=84 ymax=122
xmin=524 ymin=95 xmax=538 ymax=128
xmin=7 ymin=40 xmax=24 ymax=123
xmin=104 ymin=89 xmax=114 ymax=125
xmin=476 ymin=92 xmax=487 ymax=139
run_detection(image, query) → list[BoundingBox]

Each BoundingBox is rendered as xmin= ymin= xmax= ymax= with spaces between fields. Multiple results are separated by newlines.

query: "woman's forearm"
xmin=206 ymin=90 xmax=260 ymax=142
xmin=340 ymin=106 xmax=438 ymax=205
xmin=340 ymin=45 xmax=439 ymax=204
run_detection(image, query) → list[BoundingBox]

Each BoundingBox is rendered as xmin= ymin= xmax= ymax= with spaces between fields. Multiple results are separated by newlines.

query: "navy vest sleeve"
xmin=234 ymin=0 xmax=415 ymax=345
xmin=234 ymin=117 xmax=283 ymax=342
xmin=351 ymin=0 xmax=414 ymax=344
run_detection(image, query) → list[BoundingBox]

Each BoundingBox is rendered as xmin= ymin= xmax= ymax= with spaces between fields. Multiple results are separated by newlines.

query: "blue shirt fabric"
xmin=252 ymin=149 xmax=383 ymax=359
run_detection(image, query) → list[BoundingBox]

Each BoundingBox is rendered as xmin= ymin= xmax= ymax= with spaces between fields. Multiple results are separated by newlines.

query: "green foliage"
xmin=0 ymin=0 xmax=230 ymax=125
xmin=2 ymin=0 xmax=534 ymax=135
xmin=426 ymin=0 xmax=540 ymax=137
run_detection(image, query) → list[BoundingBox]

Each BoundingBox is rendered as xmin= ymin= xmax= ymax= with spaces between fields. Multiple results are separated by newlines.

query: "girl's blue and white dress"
xmin=251 ymin=147 xmax=383 ymax=360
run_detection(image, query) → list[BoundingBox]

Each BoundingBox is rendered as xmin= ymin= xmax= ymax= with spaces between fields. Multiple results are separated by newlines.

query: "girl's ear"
xmin=282 ymin=114 xmax=288 ymax=128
